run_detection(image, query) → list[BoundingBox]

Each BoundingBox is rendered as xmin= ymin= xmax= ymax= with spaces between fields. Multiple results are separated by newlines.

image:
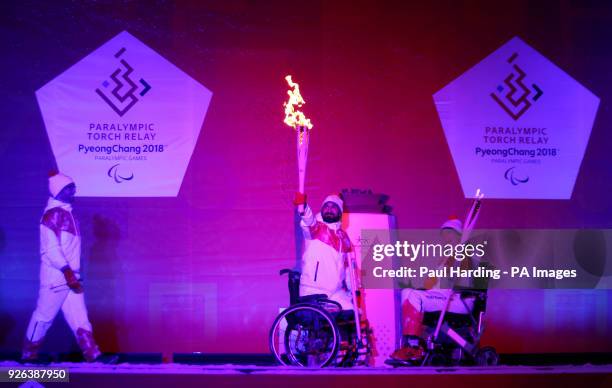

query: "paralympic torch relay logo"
xmin=95 ymin=47 xmax=152 ymax=117
xmin=433 ymin=36 xmax=599 ymax=199
xmin=490 ymin=53 xmax=543 ymax=121
xmin=35 ymin=31 xmax=212 ymax=197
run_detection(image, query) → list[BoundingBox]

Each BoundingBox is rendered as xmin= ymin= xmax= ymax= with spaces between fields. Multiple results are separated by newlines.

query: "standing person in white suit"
xmin=22 ymin=172 xmax=102 ymax=362
xmin=294 ymin=192 xmax=354 ymax=310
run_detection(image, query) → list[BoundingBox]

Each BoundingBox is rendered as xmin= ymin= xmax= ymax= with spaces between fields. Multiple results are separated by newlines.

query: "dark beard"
xmin=57 ymin=194 xmax=75 ymax=204
xmin=322 ymin=213 xmax=341 ymax=223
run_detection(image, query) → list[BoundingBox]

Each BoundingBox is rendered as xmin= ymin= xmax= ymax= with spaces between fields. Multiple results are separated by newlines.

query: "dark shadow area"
xmin=88 ymin=214 xmax=122 ymax=352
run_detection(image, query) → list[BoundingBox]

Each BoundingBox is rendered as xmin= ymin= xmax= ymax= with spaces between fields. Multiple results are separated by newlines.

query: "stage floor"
xmin=2 ymin=361 xmax=612 ymax=387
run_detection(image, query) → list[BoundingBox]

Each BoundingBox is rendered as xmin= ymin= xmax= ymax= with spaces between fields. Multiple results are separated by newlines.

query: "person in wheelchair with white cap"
xmin=390 ymin=217 xmax=476 ymax=362
xmin=293 ymin=192 xmax=354 ymax=310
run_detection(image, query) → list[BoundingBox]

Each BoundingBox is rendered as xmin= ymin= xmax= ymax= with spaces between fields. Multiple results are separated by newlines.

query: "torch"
xmin=283 ymin=76 xmax=369 ymax=351
xmin=461 ymin=188 xmax=484 ymax=243
xmin=432 ymin=188 xmax=485 ymax=342
xmin=283 ymin=75 xmax=313 ymax=214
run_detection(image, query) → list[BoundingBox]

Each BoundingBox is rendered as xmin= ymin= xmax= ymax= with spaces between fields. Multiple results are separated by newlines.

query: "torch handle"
xmin=461 ymin=190 xmax=484 ymax=244
xmin=297 ymin=126 xmax=310 ymax=213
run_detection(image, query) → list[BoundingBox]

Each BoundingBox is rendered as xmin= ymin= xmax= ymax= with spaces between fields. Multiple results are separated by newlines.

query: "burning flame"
xmin=283 ymin=75 xmax=313 ymax=144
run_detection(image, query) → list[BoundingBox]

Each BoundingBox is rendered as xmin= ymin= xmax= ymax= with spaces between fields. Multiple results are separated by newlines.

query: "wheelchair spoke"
xmin=270 ymin=304 xmax=340 ymax=367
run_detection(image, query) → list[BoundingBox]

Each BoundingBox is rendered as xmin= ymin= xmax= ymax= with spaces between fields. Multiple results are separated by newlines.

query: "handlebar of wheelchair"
xmin=279 ymin=268 xmax=300 ymax=276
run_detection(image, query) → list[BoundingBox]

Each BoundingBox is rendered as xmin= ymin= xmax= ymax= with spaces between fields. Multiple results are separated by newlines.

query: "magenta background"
xmin=1 ymin=1 xmax=611 ymax=357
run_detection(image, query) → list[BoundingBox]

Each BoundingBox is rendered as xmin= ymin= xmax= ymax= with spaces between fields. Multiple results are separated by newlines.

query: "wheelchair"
xmin=269 ymin=269 xmax=371 ymax=367
xmin=389 ymin=286 xmax=499 ymax=367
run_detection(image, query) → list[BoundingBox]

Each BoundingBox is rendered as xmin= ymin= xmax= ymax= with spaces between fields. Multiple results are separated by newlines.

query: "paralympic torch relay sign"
xmin=36 ymin=31 xmax=212 ymax=197
xmin=434 ymin=37 xmax=599 ymax=199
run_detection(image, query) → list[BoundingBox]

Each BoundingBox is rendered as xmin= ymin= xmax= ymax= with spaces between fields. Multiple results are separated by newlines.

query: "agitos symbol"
xmin=490 ymin=52 xmax=543 ymax=120
xmin=107 ymin=163 xmax=134 ymax=183
xmin=504 ymin=166 xmax=529 ymax=186
xmin=95 ymin=47 xmax=152 ymax=117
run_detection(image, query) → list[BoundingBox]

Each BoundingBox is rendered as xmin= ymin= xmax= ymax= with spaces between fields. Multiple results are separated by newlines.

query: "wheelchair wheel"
xmin=424 ymin=350 xmax=448 ymax=366
xmin=269 ymin=304 xmax=340 ymax=367
xmin=475 ymin=346 xmax=499 ymax=366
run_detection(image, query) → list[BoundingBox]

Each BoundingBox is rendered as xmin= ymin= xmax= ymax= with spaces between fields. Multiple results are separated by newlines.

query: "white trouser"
xmin=26 ymin=285 xmax=93 ymax=342
xmin=300 ymin=284 xmax=354 ymax=310
xmin=402 ymin=289 xmax=474 ymax=314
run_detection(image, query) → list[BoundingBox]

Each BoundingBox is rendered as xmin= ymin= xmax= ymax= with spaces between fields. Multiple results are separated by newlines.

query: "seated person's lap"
xmin=401 ymin=289 xmax=474 ymax=315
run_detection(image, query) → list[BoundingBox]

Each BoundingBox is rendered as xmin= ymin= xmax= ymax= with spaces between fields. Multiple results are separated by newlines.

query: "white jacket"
xmin=39 ymin=198 xmax=81 ymax=288
xmin=299 ymin=205 xmax=353 ymax=307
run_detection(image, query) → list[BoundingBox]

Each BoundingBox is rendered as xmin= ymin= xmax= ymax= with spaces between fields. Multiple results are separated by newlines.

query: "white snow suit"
xmin=25 ymin=198 xmax=94 ymax=342
xmin=299 ymin=204 xmax=354 ymax=310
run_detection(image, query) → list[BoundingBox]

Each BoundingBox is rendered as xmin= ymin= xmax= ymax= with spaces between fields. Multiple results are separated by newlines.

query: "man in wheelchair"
xmin=294 ymin=192 xmax=354 ymax=310
xmin=389 ymin=217 xmax=498 ymax=366
xmin=268 ymin=193 xmax=369 ymax=367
